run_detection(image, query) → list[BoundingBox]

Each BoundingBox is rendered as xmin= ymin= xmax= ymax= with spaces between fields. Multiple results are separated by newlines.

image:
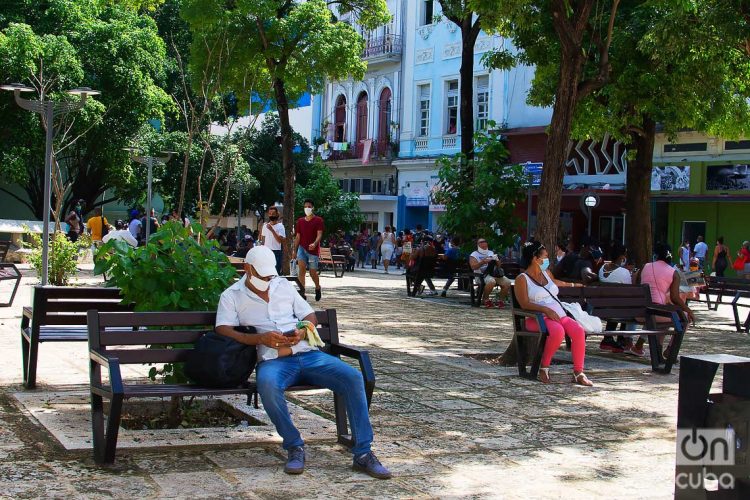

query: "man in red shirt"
xmin=294 ymin=199 xmax=324 ymax=301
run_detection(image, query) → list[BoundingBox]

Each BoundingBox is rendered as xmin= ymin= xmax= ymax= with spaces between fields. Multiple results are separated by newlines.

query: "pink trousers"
xmin=524 ymin=316 xmax=586 ymax=372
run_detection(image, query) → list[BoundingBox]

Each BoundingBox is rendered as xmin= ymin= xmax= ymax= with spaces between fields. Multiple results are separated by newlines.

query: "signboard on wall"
xmin=651 ymin=166 xmax=690 ymax=191
xmin=705 ymin=164 xmax=750 ymax=191
xmin=404 ymin=186 xmax=429 ymax=207
xmin=523 ymin=162 xmax=543 ymax=187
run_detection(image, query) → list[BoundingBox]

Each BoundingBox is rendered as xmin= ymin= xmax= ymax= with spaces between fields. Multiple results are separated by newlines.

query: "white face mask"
xmin=249 ymin=274 xmax=270 ymax=292
xmin=304 ymin=207 xmax=313 ymax=216
xmin=477 ymin=246 xmax=488 ymax=255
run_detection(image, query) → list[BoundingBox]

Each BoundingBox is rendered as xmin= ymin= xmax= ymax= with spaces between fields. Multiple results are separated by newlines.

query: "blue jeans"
xmin=296 ymin=246 xmax=319 ymax=270
xmin=272 ymin=249 xmax=282 ymax=274
xmin=256 ymin=350 xmax=373 ymax=455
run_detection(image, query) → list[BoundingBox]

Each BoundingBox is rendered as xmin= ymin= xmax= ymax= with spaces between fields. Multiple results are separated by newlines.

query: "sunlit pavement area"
xmin=1 ymin=265 xmax=747 ymax=499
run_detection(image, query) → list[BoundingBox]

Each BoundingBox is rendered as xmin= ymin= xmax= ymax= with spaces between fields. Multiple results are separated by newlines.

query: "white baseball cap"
xmin=244 ymin=246 xmax=278 ymax=277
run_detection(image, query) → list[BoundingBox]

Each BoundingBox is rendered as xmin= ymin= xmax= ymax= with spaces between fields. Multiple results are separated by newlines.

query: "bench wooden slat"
xmin=103 ymin=348 xmax=193 ymax=364
xmin=42 ymin=301 xmax=125 ymax=313
xmin=97 ymin=311 xmax=216 ymax=328
xmin=35 ymin=286 xmax=124 ymax=299
xmin=99 ymin=330 xmax=206 ymax=345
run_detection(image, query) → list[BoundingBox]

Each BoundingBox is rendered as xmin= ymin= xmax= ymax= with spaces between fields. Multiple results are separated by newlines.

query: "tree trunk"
xmin=626 ymin=117 xmax=656 ymax=267
xmin=459 ymin=17 xmax=477 ymax=161
xmin=274 ymin=78 xmax=295 ymax=275
xmin=497 ymin=333 xmax=538 ymax=367
xmin=535 ymin=54 xmax=585 ymax=251
xmin=177 ymin=131 xmax=193 ymax=219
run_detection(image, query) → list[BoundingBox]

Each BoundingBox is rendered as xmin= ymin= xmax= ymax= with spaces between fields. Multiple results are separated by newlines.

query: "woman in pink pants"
xmin=515 ymin=241 xmax=593 ymax=386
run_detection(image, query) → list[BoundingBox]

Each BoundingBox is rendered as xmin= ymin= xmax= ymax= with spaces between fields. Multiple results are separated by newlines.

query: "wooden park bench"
xmin=689 ymin=276 xmax=750 ymax=310
xmin=0 ymin=262 xmax=21 ymax=307
xmin=0 ymin=241 xmax=11 ymax=262
xmin=318 ymin=247 xmax=346 ymax=277
xmin=467 ymin=260 xmax=522 ymax=307
xmin=510 ymin=284 xmax=686 ymax=379
xmin=20 ymin=286 xmax=131 ymax=388
xmin=87 ymin=308 xmax=374 ymax=464
xmin=731 ymin=284 xmax=750 ymax=333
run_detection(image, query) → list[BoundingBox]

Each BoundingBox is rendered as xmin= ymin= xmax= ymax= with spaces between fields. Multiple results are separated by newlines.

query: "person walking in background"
xmin=355 ymin=229 xmax=368 ymax=269
xmin=712 ymin=237 xmax=730 ymax=277
xmin=379 ymin=226 xmax=396 ymax=274
xmin=261 ymin=205 xmax=286 ymax=274
xmin=294 ymin=199 xmax=324 ymax=301
xmin=86 ymin=207 xmax=109 ymax=244
xmin=65 ymin=199 xmax=85 ymax=242
xmin=678 ymin=239 xmax=691 ymax=271
xmin=127 ymin=209 xmax=142 ymax=242
xmin=693 ymin=235 xmax=708 ymax=270
xmin=740 ymin=241 xmax=750 ymax=279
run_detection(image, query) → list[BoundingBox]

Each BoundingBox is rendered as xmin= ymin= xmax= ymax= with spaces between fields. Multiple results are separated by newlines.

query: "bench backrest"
xmin=501 ymin=261 xmax=521 ymax=279
xmin=319 ymin=247 xmax=334 ymax=262
xmin=31 ymin=286 xmax=131 ymax=326
xmin=87 ymin=309 xmax=339 ymax=365
xmin=0 ymin=241 xmax=9 ymax=262
xmin=583 ymin=284 xmax=651 ymax=320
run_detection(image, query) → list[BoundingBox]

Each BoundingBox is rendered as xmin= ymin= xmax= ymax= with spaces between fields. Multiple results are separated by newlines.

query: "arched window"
xmin=356 ymin=91 xmax=368 ymax=145
xmin=334 ymin=95 xmax=346 ymax=142
xmin=378 ymin=88 xmax=392 ymax=156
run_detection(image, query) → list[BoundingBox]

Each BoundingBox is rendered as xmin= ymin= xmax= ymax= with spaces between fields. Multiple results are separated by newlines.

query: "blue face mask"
xmin=540 ymin=258 xmax=550 ymax=271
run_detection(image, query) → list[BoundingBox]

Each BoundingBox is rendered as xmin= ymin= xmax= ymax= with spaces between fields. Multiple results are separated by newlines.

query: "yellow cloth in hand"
xmin=297 ymin=320 xmax=325 ymax=347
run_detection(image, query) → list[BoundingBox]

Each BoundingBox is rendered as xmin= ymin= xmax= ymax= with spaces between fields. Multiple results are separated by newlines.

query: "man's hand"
xmin=289 ymin=327 xmax=307 ymax=345
xmin=259 ymin=331 xmax=292 ymax=349
xmin=308 ymin=243 xmax=316 ymax=251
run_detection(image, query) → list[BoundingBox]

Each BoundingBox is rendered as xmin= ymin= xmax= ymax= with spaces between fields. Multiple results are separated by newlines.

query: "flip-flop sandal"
xmin=573 ymin=372 xmax=594 ymax=387
xmin=537 ymin=367 xmax=551 ymax=384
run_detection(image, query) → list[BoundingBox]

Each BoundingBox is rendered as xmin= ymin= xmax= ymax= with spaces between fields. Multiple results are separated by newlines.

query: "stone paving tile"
xmin=1 ymin=269 xmax=748 ymax=498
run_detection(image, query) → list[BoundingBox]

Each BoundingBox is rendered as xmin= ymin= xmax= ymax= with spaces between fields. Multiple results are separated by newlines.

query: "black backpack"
xmin=184 ymin=327 xmax=257 ymax=388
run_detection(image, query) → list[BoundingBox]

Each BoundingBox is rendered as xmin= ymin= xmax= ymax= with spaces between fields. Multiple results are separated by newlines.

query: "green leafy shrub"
xmin=24 ymin=229 xmax=87 ymax=286
xmin=434 ymin=127 xmax=529 ymax=254
xmin=94 ymin=221 xmax=236 ymax=383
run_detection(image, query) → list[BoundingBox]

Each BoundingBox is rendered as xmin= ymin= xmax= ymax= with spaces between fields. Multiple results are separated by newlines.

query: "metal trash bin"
xmin=675 ymin=354 xmax=750 ymax=499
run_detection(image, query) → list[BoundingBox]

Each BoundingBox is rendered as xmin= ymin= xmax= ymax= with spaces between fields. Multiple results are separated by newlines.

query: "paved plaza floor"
xmin=0 ymin=266 xmax=747 ymax=499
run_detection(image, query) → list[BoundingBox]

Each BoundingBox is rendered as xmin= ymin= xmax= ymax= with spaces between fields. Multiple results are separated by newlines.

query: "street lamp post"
xmin=237 ymin=183 xmax=243 ymax=238
xmin=581 ymin=192 xmax=600 ymax=237
xmin=124 ymin=149 xmax=175 ymax=242
xmin=1 ymin=84 xmax=100 ymax=286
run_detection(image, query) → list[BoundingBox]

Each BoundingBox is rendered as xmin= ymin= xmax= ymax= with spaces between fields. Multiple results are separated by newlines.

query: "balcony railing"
xmin=325 ymin=139 xmax=394 ymax=161
xmin=362 ymin=35 xmax=402 ymax=59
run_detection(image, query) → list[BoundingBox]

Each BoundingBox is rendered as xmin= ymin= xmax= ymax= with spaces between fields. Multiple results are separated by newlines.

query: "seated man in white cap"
xmin=214 ymin=246 xmax=391 ymax=479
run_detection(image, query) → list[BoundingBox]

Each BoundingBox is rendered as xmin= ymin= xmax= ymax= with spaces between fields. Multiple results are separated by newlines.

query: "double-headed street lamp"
xmin=123 ymin=149 xmax=175 ymax=242
xmin=1 ymin=83 xmax=100 ymax=286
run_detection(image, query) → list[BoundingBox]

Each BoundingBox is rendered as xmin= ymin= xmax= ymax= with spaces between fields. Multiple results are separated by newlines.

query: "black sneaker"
xmin=352 ymin=451 xmax=392 ymax=479
xmin=440 ymin=290 xmax=447 ymax=297
xmin=315 ymin=287 xmax=322 ymax=301
xmin=284 ymin=446 xmax=305 ymax=475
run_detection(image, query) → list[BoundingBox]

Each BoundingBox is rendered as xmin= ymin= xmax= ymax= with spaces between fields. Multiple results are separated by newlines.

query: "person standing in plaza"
xmin=65 ymin=199 xmax=85 ymax=242
xmin=712 ymin=237 xmax=730 ymax=277
xmin=294 ymin=199 xmax=324 ymax=301
xmin=379 ymin=226 xmax=396 ymax=274
xmin=127 ymin=209 xmax=142 ymax=242
xmin=693 ymin=235 xmax=708 ymax=271
xmin=261 ymin=205 xmax=286 ymax=274
xmin=678 ymin=239 xmax=691 ymax=271
xmin=86 ymin=207 xmax=109 ymax=244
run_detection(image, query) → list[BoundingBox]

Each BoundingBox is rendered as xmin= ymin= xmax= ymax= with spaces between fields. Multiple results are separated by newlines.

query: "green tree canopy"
xmin=0 ymin=0 xmax=171 ymax=219
xmin=295 ymin=159 xmax=363 ymax=237
xmin=181 ymin=0 xmax=389 ymax=272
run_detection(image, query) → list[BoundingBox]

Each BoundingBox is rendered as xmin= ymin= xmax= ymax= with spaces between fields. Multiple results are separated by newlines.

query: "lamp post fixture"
xmin=1 ymin=83 xmax=100 ymax=286
xmin=581 ymin=192 xmax=600 ymax=237
xmin=123 ymin=149 xmax=175 ymax=242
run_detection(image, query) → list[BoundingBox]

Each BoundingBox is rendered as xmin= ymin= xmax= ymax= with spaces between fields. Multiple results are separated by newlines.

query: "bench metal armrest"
xmin=512 ymin=309 xmax=548 ymax=334
xmin=22 ymin=307 xmax=33 ymax=320
xmin=645 ymin=306 xmax=684 ymax=332
xmin=329 ymin=343 xmax=375 ymax=405
xmin=90 ymin=350 xmax=124 ymax=395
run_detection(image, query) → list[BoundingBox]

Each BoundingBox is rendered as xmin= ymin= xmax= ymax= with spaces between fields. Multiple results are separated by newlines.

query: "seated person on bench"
xmin=215 ymin=246 xmax=391 ymax=479
xmin=470 ymin=238 xmax=511 ymax=308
